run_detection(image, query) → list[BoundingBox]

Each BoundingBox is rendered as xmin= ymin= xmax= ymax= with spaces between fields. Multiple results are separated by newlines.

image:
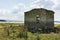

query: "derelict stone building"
xmin=25 ymin=8 xmax=54 ymax=33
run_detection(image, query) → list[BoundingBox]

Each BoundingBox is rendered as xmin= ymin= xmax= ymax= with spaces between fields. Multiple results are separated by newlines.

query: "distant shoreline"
xmin=0 ymin=22 xmax=24 ymax=23
xmin=0 ymin=21 xmax=60 ymax=24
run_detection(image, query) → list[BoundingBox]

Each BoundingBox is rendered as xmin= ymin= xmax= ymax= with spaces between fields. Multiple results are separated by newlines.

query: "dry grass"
xmin=0 ymin=23 xmax=60 ymax=40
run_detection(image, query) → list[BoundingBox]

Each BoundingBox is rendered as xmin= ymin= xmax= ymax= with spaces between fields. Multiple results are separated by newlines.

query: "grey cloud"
xmin=31 ymin=0 xmax=54 ymax=10
xmin=54 ymin=4 xmax=60 ymax=10
xmin=43 ymin=0 xmax=54 ymax=9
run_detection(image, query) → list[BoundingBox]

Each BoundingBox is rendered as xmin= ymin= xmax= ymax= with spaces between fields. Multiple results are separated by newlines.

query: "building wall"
xmin=46 ymin=11 xmax=54 ymax=29
xmin=25 ymin=8 xmax=54 ymax=32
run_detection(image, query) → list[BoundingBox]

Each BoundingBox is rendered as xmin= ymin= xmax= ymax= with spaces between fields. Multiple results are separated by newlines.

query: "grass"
xmin=25 ymin=32 xmax=60 ymax=40
xmin=0 ymin=23 xmax=60 ymax=40
xmin=54 ymin=24 xmax=60 ymax=28
xmin=0 ymin=32 xmax=60 ymax=40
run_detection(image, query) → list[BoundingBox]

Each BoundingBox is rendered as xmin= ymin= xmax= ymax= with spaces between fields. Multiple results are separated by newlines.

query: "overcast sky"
xmin=0 ymin=0 xmax=60 ymax=21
